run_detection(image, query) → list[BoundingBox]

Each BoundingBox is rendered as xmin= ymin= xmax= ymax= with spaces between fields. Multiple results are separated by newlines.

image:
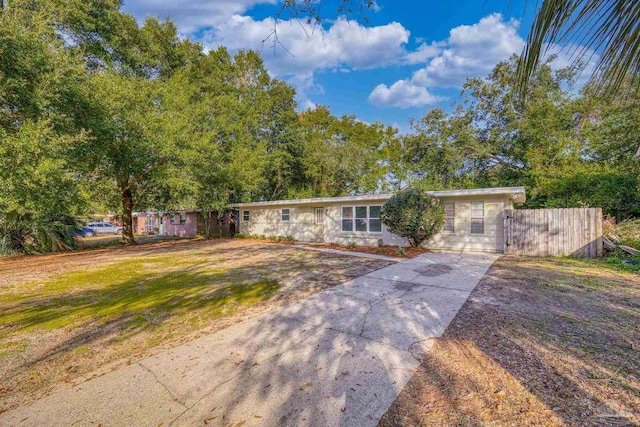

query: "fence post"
xmin=503 ymin=209 xmax=512 ymax=254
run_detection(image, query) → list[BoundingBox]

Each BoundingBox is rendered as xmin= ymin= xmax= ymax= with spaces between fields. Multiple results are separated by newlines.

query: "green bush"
xmin=603 ymin=250 xmax=640 ymax=273
xmin=0 ymin=214 xmax=79 ymax=255
xmin=381 ymin=189 xmax=445 ymax=247
xmin=346 ymin=242 xmax=357 ymax=249
xmin=614 ymin=219 xmax=640 ymax=249
xmin=397 ymin=246 xmax=406 ymax=256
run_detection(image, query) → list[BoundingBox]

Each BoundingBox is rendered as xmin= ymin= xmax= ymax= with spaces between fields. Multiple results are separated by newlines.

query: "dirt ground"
xmin=380 ymin=256 xmax=640 ymax=427
xmin=0 ymin=239 xmax=392 ymax=413
xmin=75 ymin=234 xmax=180 ymax=249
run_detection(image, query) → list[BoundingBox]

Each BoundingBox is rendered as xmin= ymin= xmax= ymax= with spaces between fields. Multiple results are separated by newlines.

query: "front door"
xmin=313 ymin=208 xmax=324 ymax=241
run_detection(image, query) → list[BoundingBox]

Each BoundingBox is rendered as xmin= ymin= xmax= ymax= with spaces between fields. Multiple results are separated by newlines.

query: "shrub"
xmin=614 ymin=218 xmax=640 ymax=249
xmin=381 ymin=189 xmax=445 ymax=247
xmin=604 ymin=249 xmax=640 ymax=273
xmin=0 ymin=214 xmax=79 ymax=255
xmin=346 ymin=242 xmax=357 ymax=249
xmin=397 ymin=246 xmax=406 ymax=256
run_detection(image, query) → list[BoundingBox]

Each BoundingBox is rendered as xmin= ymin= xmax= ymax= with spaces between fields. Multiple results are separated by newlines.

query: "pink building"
xmin=132 ymin=210 xmax=235 ymax=238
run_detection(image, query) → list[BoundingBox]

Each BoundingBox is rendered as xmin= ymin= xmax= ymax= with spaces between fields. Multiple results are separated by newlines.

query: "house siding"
xmin=161 ymin=212 xmax=198 ymax=237
xmin=425 ymin=195 xmax=506 ymax=252
xmin=240 ymin=206 xmax=324 ymax=242
xmin=239 ymin=194 xmax=510 ymax=252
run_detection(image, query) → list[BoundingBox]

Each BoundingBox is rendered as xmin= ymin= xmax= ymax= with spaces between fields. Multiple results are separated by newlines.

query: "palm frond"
xmin=0 ymin=214 xmax=79 ymax=255
xmin=518 ymin=0 xmax=640 ymax=96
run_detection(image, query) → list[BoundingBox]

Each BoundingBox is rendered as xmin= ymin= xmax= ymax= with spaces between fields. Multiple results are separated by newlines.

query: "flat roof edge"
xmin=233 ymin=186 xmax=526 ymax=207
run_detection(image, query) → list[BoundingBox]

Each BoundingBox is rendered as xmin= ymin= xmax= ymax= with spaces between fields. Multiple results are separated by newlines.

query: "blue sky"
xmin=121 ymin=0 xmax=585 ymax=133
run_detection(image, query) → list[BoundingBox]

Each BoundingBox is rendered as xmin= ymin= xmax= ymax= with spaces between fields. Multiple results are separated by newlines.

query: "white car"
xmin=87 ymin=222 xmax=123 ymax=235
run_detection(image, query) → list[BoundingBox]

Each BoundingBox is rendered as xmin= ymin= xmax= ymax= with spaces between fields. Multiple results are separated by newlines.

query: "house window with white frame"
xmin=281 ymin=208 xmax=290 ymax=222
xmin=341 ymin=207 xmax=353 ymax=232
xmin=242 ymin=210 xmax=250 ymax=222
xmin=369 ymin=205 xmax=382 ymax=232
xmin=341 ymin=205 xmax=382 ymax=233
xmin=444 ymin=202 xmax=455 ymax=232
xmin=355 ymin=206 xmax=367 ymax=231
xmin=179 ymin=212 xmax=187 ymax=225
xmin=470 ymin=201 xmax=484 ymax=234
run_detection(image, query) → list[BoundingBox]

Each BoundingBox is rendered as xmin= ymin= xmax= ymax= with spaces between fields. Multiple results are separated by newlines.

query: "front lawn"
xmin=380 ymin=256 xmax=640 ymax=426
xmin=0 ymin=239 xmax=392 ymax=412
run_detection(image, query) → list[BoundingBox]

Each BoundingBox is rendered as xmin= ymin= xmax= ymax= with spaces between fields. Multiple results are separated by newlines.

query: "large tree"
xmin=0 ymin=1 xmax=98 ymax=252
xmin=297 ymin=106 xmax=389 ymax=197
xmin=172 ymin=48 xmax=299 ymax=236
xmin=80 ymin=16 xmax=202 ymax=244
xmin=405 ymin=56 xmax=640 ymax=219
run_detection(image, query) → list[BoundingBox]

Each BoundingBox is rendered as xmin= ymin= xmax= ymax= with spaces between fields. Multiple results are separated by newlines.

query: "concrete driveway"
xmin=1 ymin=251 xmax=500 ymax=427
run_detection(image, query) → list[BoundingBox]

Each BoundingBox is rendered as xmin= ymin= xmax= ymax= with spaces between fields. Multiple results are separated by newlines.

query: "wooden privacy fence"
xmin=504 ymin=208 xmax=603 ymax=258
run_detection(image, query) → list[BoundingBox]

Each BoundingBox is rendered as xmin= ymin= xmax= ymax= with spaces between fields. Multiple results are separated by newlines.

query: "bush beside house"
xmin=381 ymin=189 xmax=445 ymax=247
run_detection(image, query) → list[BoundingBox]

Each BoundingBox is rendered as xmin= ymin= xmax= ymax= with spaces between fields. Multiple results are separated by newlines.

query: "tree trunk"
xmin=121 ymin=186 xmax=136 ymax=245
xmin=201 ymin=211 xmax=211 ymax=240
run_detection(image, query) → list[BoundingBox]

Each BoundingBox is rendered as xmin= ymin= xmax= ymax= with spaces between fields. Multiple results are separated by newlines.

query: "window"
xmin=355 ymin=206 xmax=367 ymax=231
xmin=341 ymin=207 xmax=353 ymax=232
xmin=470 ymin=201 xmax=484 ymax=234
xmin=242 ymin=210 xmax=250 ymax=222
xmin=171 ymin=213 xmax=187 ymax=225
xmin=314 ymin=208 xmax=324 ymax=225
xmin=444 ymin=202 xmax=455 ymax=232
xmin=341 ymin=205 xmax=383 ymax=233
xmin=281 ymin=208 xmax=290 ymax=222
xmin=369 ymin=205 xmax=382 ymax=232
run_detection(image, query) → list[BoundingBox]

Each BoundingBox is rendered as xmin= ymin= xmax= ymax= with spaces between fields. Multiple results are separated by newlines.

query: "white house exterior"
xmin=234 ymin=187 xmax=526 ymax=253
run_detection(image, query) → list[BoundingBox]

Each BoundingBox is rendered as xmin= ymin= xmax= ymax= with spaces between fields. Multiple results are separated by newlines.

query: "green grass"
xmin=554 ymin=251 xmax=640 ymax=275
xmin=601 ymin=250 xmax=640 ymax=273
xmin=0 ymin=255 xmax=280 ymax=339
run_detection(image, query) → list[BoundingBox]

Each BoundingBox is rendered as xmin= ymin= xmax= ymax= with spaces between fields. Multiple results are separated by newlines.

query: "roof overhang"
xmin=428 ymin=186 xmax=526 ymax=203
xmin=232 ymin=186 xmax=526 ymax=208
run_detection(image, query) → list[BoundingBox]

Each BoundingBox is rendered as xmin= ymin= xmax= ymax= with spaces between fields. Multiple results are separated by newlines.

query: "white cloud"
xmin=404 ymin=42 xmax=442 ymax=65
xmin=123 ymin=0 xmax=275 ymax=34
xmin=368 ymin=13 xmax=598 ymax=109
xmin=368 ymin=13 xmax=525 ymax=108
xmin=201 ymin=15 xmax=412 ymax=105
xmin=411 ymin=13 xmax=524 ymax=88
xmin=204 ymin=16 xmax=410 ymax=75
xmin=369 ymin=80 xmax=442 ymax=108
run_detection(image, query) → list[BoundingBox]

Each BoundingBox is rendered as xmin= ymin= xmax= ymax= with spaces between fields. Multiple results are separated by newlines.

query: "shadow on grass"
xmin=382 ymin=257 xmax=640 ymax=426
xmin=0 ymin=263 xmax=279 ymax=375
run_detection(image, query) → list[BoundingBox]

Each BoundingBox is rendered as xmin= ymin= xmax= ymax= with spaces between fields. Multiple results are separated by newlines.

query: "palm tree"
xmin=518 ymin=0 xmax=640 ymax=94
